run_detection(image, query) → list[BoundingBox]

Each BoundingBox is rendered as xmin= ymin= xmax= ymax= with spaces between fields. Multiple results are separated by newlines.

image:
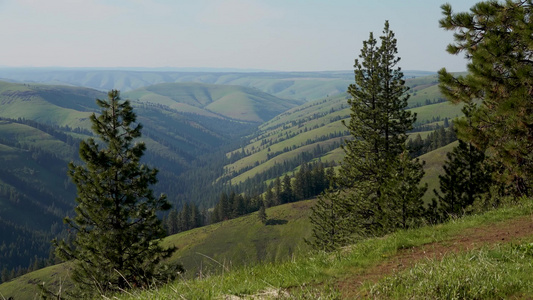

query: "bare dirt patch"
xmin=337 ymin=215 xmax=533 ymax=299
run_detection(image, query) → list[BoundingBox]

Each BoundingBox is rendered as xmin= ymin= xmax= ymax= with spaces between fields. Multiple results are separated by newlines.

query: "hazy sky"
xmin=0 ymin=0 xmax=480 ymax=72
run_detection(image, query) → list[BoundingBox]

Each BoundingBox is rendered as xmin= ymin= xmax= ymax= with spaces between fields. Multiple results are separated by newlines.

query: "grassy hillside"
xmin=0 ymin=134 xmax=464 ymax=298
xmin=124 ymin=82 xmax=304 ymax=123
xmin=0 ymin=80 xmax=289 ymax=274
xmin=5 ymin=197 xmax=530 ymax=299
xmin=419 ymin=141 xmax=458 ymax=201
xmin=0 ymin=200 xmax=316 ymax=299
xmin=113 ymin=197 xmax=533 ymax=299
xmin=221 ymin=75 xmax=463 ymax=189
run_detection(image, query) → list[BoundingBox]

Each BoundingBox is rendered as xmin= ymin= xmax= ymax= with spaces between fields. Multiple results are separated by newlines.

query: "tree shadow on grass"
xmin=266 ymin=219 xmax=288 ymax=226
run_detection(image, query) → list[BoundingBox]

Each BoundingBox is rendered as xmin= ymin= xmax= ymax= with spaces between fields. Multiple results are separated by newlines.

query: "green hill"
xmin=0 ymin=81 xmax=296 ymax=275
xmin=221 ymin=76 xmax=463 ymax=189
xmin=0 ymin=199 xmax=316 ymax=299
xmin=0 ymin=69 xmax=433 ymax=102
xmin=113 ymin=197 xmax=533 ymax=299
xmin=0 ymin=130 xmax=457 ymax=298
xmin=124 ymin=82 xmax=304 ymax=123
xmin=0 ymin=73 xmax=462 ymax=295
xmin=3 ymin=196 xmax=532 ymax=299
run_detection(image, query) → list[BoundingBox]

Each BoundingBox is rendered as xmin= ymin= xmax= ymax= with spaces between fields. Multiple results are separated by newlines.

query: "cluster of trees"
xmin=210 ymin=192 xmax=262 ymax=223
xmin=310 ymin=0 xmax=533 ymax=251
xmin=162 ymin=161 xmax=336 ymax=236
xmin=309 ymin=21 xmax=427 ymax=250
xmin=163 ymin=203 xmax=207 ymax=235
xmin=407 ymin=123 xmax=457 ymax=158
xmin=0 ymin=218 xmax=59 ymax=284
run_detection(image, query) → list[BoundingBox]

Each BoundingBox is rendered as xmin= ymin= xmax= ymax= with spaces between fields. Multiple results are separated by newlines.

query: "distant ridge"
xmin=0 ymin=68 xmax=437 ymax=101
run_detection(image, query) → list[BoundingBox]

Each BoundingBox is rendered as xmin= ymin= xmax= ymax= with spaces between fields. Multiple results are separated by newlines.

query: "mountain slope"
xmin=3 ymin=197 xmax=532 ymax=299
xmin=124 ymin=82 xmax=304 ymax=123
xmin=0 ymin=80 xmax=300 ymax=274
xmin=221 ymin=76 xmax=463 ymax=191
xmin=0 ymin=199 xmax=316 ymax=298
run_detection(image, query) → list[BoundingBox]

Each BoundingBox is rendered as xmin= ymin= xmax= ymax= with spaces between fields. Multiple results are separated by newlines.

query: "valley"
xmin=0 ymin=69 xmax=470 ymax=297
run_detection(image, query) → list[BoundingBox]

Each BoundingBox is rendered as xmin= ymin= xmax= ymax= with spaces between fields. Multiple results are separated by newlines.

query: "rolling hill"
xmin=2 ymin=188 xmax=532 ymax=299
xmin=0 ymin=68 xmax=435 ymax=102
xmin=124 ymin=82 xmax=304 ymax=123
xmin=220 ymin=76 xmax=463 ymax=197
xmin=0 ymin=80 xmax=301 ymax=274
xmin=0 ymin=72 xmax=463 ymax=295
xmin=0 ymin=199 xmax=316 ymax=298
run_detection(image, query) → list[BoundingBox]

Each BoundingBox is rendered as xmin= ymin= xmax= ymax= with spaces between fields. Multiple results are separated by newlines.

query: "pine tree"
xmin=280 ymin=174 xmax=293 ymax=204
xmin=258 ymin=202 xmax=267 ymax=225
xmin=385 ymin=151 xmax=427 ymax=229
xmin=439 ymin=0 xmax=533 ymax=196
xmin=53 ymin=90 xmax=177 ymax=296
xmin=307 ymin=189 xmax=351 ymax=251
xmin=434 ymin=138 xmax=493 ymax=217
xmin=309 ymin=21 xmax=425 ymax=249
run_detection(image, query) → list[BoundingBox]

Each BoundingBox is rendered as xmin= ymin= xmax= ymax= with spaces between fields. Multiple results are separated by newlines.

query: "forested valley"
xmin=2 ymin=0 xmax=533 ymax=298
xmin=0 ymin=69 xmax=456 ymax=285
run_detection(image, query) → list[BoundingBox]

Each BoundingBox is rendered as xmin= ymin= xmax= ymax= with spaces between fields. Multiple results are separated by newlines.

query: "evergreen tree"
xmin=264 ymin=187 xmax=275 ymax=208
xmin=280 ymin=174 xmax=293 ymax=203
xmin=307 ymin=189 xmax=351 ymax=251
xmin=53 ymin=90 xmax=177 ymax=296
xmin=309 ymin=21 xmax=424 ymax=249
xmin=385 ymin=151 xmax=427 ymax=229
xmin=439 ymin=0 xmax=533 ymax=196
xmin=166 ymin=208 xmax=179 ymax=235
xmin=434 ymin=138 xmax=493 ymax=217
xmin=273 ymin=177 xmax=282 ymax=206
xmin=258 ymin=202 xmax=267 ymax=225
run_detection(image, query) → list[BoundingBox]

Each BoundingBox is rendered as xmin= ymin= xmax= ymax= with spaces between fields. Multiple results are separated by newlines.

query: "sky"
xmin=0 ymin=0 xmax=481 ymax=72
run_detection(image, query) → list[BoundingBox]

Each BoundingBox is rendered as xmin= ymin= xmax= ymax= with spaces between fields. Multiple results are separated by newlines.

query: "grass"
xmin=369 ymin=242 xmax=533 ymax=299
xmin=0 ymin=200 xmax=316 ymax=299
xmin=419 ymin=141 xmax=458 ymax=201
xmin=3 ymin=196 xmax=532 ymax=299
xmin=163 ymin=200 xmax=315 ymax=277
xmin=0 ymin=263 xmax=73 ymax=300
xmin=111 ymin=197 xmax=533 ymax=300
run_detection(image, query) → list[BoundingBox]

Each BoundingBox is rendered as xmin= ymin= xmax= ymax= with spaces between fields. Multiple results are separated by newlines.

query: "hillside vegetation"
xmin=0 ymin=200 xmax=316 ymax=298
xmin=222 ymin=76 xmax=462 ymax=194
xmin=124 ymin=82 xmax=303 ymax=123
xmin=0 ymin=73 xmax=461 ymax=294
xmin=0 ymin=69 xmax=433 ymax=102
xmin=117 ymin=197 xmax=533 ymax=299
xmin=0 ymin=143 xmax=465 ymax=298
xmin=8 ymin=197 xmax=526 ymax=299
xmin=0 ymin=80 xmax=301 ymax=276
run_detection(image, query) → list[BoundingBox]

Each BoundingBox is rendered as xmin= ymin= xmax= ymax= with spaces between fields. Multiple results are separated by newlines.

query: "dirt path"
xmin=337 ymin=215 xmax=533 ymax=299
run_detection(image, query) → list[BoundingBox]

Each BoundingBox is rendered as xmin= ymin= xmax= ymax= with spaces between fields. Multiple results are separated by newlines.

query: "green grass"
xmin=4 ymin=196 xmax=532 ymax=299
xmin=111 ymin=197 xmax=533 ymax=300
xmin=0 ymin=200 xmax=316 ymax=299
xmin=411 ymin=101 xmax=464 ymax=124
xmin=163 ymin=200 xmax=315 ymax=276
xmin=0 ymin=263 xmax=73 ymax=300
xmin=369 ymin=242 xmax=533 ymax=299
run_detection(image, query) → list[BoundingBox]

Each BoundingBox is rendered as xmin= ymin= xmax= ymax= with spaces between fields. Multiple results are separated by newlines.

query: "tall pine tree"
xmin=439 ymin=0 xmax=533 ymax=196
xmin=53 ymin=90 xmax=177 ymax=296
xmin=309 ymin=21 xmax=425 ymax=249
